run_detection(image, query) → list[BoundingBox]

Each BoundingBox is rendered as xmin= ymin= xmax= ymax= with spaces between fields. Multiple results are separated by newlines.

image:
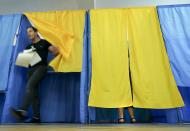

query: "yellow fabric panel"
xmin=25 ymin=10 xmax=85 ymax=72
xmin=88 ymin=9 xmax=133 ymax=108
xmin=125 ymin=7 xmax=184 ymax=108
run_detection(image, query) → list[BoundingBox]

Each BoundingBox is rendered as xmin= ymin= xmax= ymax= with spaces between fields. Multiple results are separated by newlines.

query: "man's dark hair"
xmin=28 ymin=26 xmax=38 ymax=32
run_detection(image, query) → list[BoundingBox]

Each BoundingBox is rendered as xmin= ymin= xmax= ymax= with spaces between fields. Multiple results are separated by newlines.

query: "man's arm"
xmin=48 ymin=45 xmax=59 ymax=56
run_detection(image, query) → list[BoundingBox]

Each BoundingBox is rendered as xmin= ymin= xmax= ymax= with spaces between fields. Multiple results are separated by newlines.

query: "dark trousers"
xmin=21 ymin=65 xmax=47 ymax=118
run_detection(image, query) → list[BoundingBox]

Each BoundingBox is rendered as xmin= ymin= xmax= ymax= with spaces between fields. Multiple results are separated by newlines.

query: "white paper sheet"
xmin=15 ymin=51 xmax=42 ymax=68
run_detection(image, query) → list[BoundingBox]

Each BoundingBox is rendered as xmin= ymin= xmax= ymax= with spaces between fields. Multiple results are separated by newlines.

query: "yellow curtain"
xmin=25 ymin=10 xmax=85 ymax=72
xmin=126 ymin=7 xmax=184 ymax=108
xmin=88 ymin=9 xmax=133 ymax=108
xmin=89 ymin=7 xmax=184 ymax=108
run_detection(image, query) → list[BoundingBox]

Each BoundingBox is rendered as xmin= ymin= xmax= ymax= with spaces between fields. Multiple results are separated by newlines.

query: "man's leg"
xmin=23 ymin=85 xmax=41 ymax=123
xmin=21 ymin=66 xmax=47 ymax=111
xmin=30 ymin=83 xmax=41 ymax=121
xmin=10 ymin=66 xmax=47 ymax=121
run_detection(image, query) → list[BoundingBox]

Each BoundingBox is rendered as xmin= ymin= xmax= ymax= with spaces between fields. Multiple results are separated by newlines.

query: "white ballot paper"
xmin=16 ymin=50 xmax=41 ymax=68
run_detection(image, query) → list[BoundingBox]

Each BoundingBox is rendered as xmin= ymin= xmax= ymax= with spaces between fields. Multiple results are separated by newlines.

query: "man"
xmin=10 ymin=26 xmax=59 ymax=123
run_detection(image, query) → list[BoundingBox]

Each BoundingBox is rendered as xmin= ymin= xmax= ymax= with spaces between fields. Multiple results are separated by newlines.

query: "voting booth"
xmin=0 ymin=4 xmax=190 ymax=124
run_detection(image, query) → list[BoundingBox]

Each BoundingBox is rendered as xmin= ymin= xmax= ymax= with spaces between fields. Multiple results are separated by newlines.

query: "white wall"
xmin=0 ymin=0 xmax=94 ymax=14
xmin=1 ymin=0 xmax=189 ymax=14
xmin=77 ymin=0 xmax=94 ymax=9
xmin=94 ymin=0 xmax=190 ymax=8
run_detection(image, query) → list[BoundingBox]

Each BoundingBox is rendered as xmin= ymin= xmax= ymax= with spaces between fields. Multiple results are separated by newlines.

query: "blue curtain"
xmin=157 ymin=4 xmax=190 ymax=123
xmin=0 ymin=14 xmax=21 ymax=91
xmin=1 ymin=15 xmax=88 ymax=123
xmin=79 ymin=12 xmax=92 ymax=123
xmin=157 ymin=5 xmax=190 ymax=87
xmin=0 ymin=93 xmax=6 ymax=122
xmin=84 ymin=12 xmax=96 ymax=123
xmin=151 ymin=110 xmax=167 ymax=123
xmin=1 ymin=15 xmax=33 ymax=123
xmin=178 ymin=86 xmax=190 ymax=122
xmin=40 ymin=73 xmax=81 ymax=123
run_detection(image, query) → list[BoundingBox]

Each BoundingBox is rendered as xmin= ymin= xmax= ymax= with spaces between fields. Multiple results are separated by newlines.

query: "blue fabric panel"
xmin=0 ymin=14 xmax=21 ymax=91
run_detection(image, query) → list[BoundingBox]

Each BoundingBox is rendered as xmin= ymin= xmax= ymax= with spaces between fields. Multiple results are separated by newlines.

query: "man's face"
xmin=27 ymin=28 xmax=37 ymax=40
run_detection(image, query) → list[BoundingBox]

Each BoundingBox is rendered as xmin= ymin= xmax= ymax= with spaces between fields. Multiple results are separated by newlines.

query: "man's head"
xmin=27 ymin=26 xmax=38 ymax=40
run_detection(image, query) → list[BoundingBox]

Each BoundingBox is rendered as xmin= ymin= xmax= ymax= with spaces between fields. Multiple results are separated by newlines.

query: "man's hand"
xmin=48 ymin=46 xmax=59 ymax=56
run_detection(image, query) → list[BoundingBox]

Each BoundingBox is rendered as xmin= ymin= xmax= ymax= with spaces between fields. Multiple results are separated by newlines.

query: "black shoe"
xmin=9 ymin=107 xmax=28 ymax=121
xmin=25 ymin=117 xmax=41 ymax=123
